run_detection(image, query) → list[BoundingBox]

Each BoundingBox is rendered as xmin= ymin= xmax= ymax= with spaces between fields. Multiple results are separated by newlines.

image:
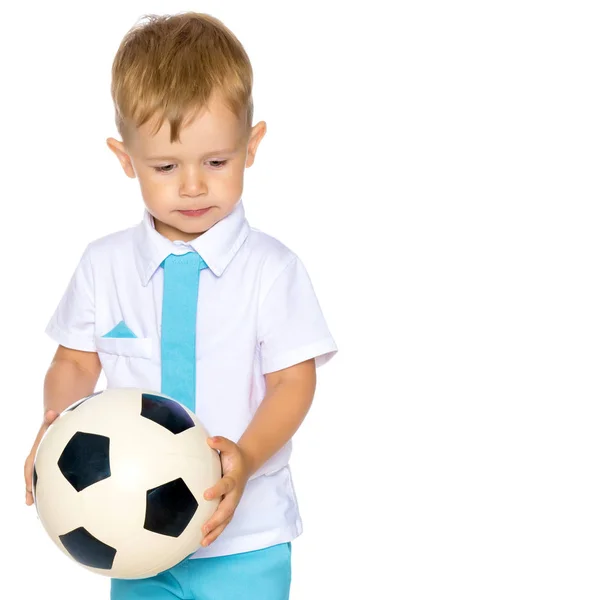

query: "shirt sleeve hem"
xmin=45 ymin=323 xmax=97 ymax=352
xmin=261 ymin=338 xmax=338 ymax=374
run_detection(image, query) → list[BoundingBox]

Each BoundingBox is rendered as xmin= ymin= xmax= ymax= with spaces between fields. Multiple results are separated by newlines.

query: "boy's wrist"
xmin=236 ymin=440 xmax=262 ymax=478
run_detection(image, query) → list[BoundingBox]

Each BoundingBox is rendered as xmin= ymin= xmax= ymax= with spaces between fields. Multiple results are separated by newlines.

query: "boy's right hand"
xmin=24 ymin=409 xmax=59 ymax=506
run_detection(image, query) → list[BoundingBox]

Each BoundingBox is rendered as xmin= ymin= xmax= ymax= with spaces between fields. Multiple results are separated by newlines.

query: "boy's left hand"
xmin=201 ymin=436 xmax=251 ymax=547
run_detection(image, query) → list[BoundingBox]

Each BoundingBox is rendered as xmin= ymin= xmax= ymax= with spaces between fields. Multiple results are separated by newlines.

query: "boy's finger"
xmin=201 ymin=518 xmax=232 ymax=547
xmin=202 ymin=498 xmax=236 ymax=535
xmin=24 ymin=458 xmax=34 ymax=490
xmin=203 ymin=476 xmax=235 ymax=500
xmin=24 ymin=462 xmax=33 ymax=504
xmin=207 ymin=436 xmax=236 ymax=453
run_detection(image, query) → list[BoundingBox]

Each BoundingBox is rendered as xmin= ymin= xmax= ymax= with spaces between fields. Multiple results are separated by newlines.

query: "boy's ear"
xmin=106 ymin=138 xmax=136 ymax=178
xmin=245 ymin=121 xmax=267 ymax=168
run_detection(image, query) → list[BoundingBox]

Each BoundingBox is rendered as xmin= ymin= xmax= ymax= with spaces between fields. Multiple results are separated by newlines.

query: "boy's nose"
xmin=180 ymin=171 xmax=208 ymax=196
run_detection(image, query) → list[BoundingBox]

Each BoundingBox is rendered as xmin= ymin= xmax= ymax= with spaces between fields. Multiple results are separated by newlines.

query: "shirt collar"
xmin=133 ymin=200 xmax=250 ymax=286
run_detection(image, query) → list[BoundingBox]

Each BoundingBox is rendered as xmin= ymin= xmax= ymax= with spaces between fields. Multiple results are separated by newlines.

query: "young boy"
xmin=23 ymin=11 xmax=336 ymax=600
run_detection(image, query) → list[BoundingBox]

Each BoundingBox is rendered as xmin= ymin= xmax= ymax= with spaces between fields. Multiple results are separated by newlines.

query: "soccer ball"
xmin=33 ymin=388 xmax=221 ymax=579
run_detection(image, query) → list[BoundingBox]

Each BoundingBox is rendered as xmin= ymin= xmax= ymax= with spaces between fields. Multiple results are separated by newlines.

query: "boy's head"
xmin=106 ymin=12 xmax=266 ymax=242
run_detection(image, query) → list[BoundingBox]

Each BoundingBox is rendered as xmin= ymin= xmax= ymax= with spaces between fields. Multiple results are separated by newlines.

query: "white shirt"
xmin=45 ymin=200 xmax=337 ymax=558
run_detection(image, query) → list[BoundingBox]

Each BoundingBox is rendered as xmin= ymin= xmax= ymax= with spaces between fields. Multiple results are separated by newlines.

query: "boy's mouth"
xmin=178 ymin=208 xmax=211 ymax=217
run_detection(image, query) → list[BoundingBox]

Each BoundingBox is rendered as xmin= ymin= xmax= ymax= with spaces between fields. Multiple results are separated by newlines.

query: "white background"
xmin=2 ymin=1 xmax=599 ymax=598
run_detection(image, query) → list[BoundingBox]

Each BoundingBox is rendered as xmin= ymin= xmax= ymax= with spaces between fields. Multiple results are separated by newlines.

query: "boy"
xmin=23 ymin=11 xmax=337 ymax=600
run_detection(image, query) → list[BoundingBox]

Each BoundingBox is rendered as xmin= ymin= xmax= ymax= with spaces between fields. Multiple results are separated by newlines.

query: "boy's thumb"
xmin=43 ymin=409 xmax=59 ymax=427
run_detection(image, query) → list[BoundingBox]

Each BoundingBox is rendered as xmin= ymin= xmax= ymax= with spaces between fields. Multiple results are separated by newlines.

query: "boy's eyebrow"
xmin=143 ymin=148 xmax=238 ymax=161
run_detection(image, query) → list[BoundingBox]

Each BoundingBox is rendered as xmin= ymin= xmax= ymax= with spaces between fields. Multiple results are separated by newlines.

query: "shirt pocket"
xmin=94 ymin=337 xmax=153 ymax=359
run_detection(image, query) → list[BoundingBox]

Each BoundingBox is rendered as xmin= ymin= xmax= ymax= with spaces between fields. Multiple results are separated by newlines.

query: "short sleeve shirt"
xmin=45 ymin=201 xmax=337 ymax=558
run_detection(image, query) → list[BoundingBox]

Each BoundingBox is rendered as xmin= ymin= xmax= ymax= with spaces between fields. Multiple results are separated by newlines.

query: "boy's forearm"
xmin=237 ymin=360 xmax=316 ymax=477
xmin=43 ymin=357 xmax=99 ymax=415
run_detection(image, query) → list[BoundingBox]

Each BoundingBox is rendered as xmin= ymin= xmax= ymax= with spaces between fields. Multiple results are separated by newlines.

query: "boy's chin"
xmin=175 ymin=213 xmax=220 ymax=233
xmin=153 ymin=215 xmax=214 ymax=241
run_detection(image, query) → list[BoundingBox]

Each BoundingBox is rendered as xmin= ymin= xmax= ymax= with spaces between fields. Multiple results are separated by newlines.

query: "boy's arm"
xmin=24 ymin=345 xmax=101 ymax=506
xmin=200 ymin=358 xmax=316 ymax=546
xmin=43 ymin=345 xmax=102 ymax=413
xmin=237 ymin=358 xmax=316 ymax=476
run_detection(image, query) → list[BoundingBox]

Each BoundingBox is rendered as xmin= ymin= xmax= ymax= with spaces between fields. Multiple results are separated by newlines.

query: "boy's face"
xmin=107 ymin=91 xmax=266 ymax=242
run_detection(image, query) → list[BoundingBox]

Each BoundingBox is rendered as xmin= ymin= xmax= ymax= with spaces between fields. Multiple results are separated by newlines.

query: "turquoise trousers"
xmin=110 ymin=543 xmax=291 ymax=599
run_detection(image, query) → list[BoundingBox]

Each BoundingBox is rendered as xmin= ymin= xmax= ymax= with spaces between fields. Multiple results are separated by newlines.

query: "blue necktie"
xmin=160 ymin=252 xmax=208 ymax=411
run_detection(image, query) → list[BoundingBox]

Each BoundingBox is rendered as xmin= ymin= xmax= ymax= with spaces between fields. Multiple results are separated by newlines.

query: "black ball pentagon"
xmin=58 ymin=432 xmax=111 ymax=492
xmin=144 ymin=477 xmax=198 ymax=537
xmin=141 ymin=393 xmax=195 ymax=434
xmin=59 ymin=527 xmax=116 ymax=569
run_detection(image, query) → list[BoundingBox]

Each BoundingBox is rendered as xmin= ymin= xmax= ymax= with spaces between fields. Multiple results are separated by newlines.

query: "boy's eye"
xmin=153 ymin=160 xmax=227 ymax=174
xmin=153 ymin=164 xmax=175 ymax=173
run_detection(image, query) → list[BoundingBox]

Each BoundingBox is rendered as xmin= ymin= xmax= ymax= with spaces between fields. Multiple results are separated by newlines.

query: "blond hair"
xmin=110 ymin=12 xmax=254 ymax=144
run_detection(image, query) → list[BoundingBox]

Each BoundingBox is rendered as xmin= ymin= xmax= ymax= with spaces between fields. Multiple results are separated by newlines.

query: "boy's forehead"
xmin=129 ymin=100 xmax=245 ymax=157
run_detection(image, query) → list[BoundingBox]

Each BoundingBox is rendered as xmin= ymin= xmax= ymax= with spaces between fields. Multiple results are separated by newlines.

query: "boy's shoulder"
xmin=246 ymin=226 xmax=300 ymax=276
xmin=83 ymin=223 xmax=137 ymax=259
